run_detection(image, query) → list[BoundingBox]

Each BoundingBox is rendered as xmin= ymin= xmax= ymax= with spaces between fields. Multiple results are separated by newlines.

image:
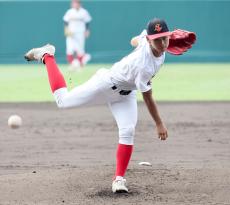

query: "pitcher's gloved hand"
xmin=167 ymin=29 xmax=196 ymax=55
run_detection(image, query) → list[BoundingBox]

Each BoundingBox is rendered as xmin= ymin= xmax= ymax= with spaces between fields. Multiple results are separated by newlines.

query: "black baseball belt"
xmin=111 ymin=85 xmax=132 ymax=95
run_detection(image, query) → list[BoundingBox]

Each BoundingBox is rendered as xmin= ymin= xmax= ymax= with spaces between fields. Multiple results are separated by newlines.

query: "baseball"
xmin=8 ymin=115 xmax=22 ymax=129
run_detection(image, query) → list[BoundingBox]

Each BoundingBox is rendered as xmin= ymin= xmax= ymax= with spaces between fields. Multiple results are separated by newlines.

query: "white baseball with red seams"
xmin=8 ymin=115 xmax=22 ymax=129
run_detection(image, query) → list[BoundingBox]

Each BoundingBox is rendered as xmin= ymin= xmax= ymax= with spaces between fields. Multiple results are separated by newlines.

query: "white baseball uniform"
xmin=63 ymin=7 xmax=92 ymax=56
xmin=54 ymin=30 xmax=165 ymax=145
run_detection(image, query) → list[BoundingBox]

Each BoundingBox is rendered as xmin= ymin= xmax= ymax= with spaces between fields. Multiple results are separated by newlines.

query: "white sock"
xmin=115 ymin=176 xmax=123 ymax=181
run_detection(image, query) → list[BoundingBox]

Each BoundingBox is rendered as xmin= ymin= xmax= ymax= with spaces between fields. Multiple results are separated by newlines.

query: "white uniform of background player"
xmin=25 ymin=18 xmax=170 ymax=193
xmin=63 ymin=0 xmax=92 ymax=69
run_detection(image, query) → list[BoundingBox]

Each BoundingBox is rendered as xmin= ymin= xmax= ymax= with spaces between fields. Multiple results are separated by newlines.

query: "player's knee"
xmin=56 ymin=97 xmax=72 ymax=109
xmin=56 ymin=100 xmax=67 ymax=109
xmin=119 ymin=126 xmax=135 ymax=145
xmin=119 ymin=126 xmax=135 ymax=137
xmin=53 ymin=88 xmax=69 ymax=109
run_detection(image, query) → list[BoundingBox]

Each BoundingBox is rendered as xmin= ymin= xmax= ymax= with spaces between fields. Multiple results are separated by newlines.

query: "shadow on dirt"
xmin=86 ymin=189 xmax=140 ymax=199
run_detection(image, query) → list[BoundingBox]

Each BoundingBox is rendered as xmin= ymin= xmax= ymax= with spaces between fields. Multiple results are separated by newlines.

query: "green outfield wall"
xmin=0 ymin=0 xmax=230 ymax=63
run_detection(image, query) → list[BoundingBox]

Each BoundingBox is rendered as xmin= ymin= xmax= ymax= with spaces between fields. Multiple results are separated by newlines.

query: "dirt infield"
xmin=0 ymin=102 xmax=230 ymax=205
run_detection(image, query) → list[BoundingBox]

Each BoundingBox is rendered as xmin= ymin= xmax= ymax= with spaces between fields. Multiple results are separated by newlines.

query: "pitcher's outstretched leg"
xmin=43 ymin=54 xmax=66 ymax=92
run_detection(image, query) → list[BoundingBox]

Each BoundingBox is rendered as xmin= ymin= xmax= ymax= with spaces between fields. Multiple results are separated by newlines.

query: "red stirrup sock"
xmin=67 ymin=54 xmax=74 ymax=64
xmin=115 ymin=144 xmax=133 ymax=178
xmin=43 ymin=54 xmax=67 ymax=93
xmin=77 ymin=55 xmax=84 ymax=66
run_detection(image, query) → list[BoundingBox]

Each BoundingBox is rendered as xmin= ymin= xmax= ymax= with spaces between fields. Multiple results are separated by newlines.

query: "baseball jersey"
xmin=109 ymin=30 xmax=165 ymax=92
xmin=63 ymin=7 xmax=92 ymax=33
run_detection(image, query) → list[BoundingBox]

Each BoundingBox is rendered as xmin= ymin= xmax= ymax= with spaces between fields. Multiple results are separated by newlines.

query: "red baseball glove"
xmin=167 ymin=29 xmax=196 ymax=55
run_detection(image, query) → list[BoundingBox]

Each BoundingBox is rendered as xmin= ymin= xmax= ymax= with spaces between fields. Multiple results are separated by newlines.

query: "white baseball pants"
xmin=66 ymin=32 xmax=85 ymax=56
xmin=53 ymin=69 xmax=137 ymax=145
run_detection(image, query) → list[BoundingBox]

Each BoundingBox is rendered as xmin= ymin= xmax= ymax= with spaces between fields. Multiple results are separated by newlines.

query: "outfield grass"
xmin=0 ymin=63 xmax=230 ymax=102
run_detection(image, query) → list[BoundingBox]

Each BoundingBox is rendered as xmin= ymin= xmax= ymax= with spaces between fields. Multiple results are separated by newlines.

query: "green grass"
xmin=0 ymin=63 xmax=230 ymax=102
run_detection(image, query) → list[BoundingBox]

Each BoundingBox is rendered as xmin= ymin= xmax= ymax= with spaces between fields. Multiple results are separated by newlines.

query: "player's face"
xmin=148 ymin=36 xmax=169 ymax=57
xmin=72 ymin=0 xmax=81 ymax=9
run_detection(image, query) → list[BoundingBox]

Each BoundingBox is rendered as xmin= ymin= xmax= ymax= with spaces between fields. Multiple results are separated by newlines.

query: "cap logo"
xmin=154 ymin=24 xmax=162 ymax=32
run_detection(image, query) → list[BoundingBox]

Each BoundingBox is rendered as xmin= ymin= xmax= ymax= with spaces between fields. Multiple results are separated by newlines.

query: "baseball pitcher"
xmin=25 ymin=18 xmax=196 ymax=193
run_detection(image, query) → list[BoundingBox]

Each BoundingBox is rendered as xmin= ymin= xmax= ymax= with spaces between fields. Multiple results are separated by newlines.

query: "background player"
xmin=25 ymin=18 xmax=195 ymax=193
xmin=63 ymin=0 xmax=92 ymax=70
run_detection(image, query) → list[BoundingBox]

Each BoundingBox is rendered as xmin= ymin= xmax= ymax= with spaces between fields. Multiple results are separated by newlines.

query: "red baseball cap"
xmin=147 ymin=18 xmax=172 ymax=40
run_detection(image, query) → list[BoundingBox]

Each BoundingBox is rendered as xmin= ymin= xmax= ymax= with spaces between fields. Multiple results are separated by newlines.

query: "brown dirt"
xmin=0 ymin=102 xmax=230 ymax=205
